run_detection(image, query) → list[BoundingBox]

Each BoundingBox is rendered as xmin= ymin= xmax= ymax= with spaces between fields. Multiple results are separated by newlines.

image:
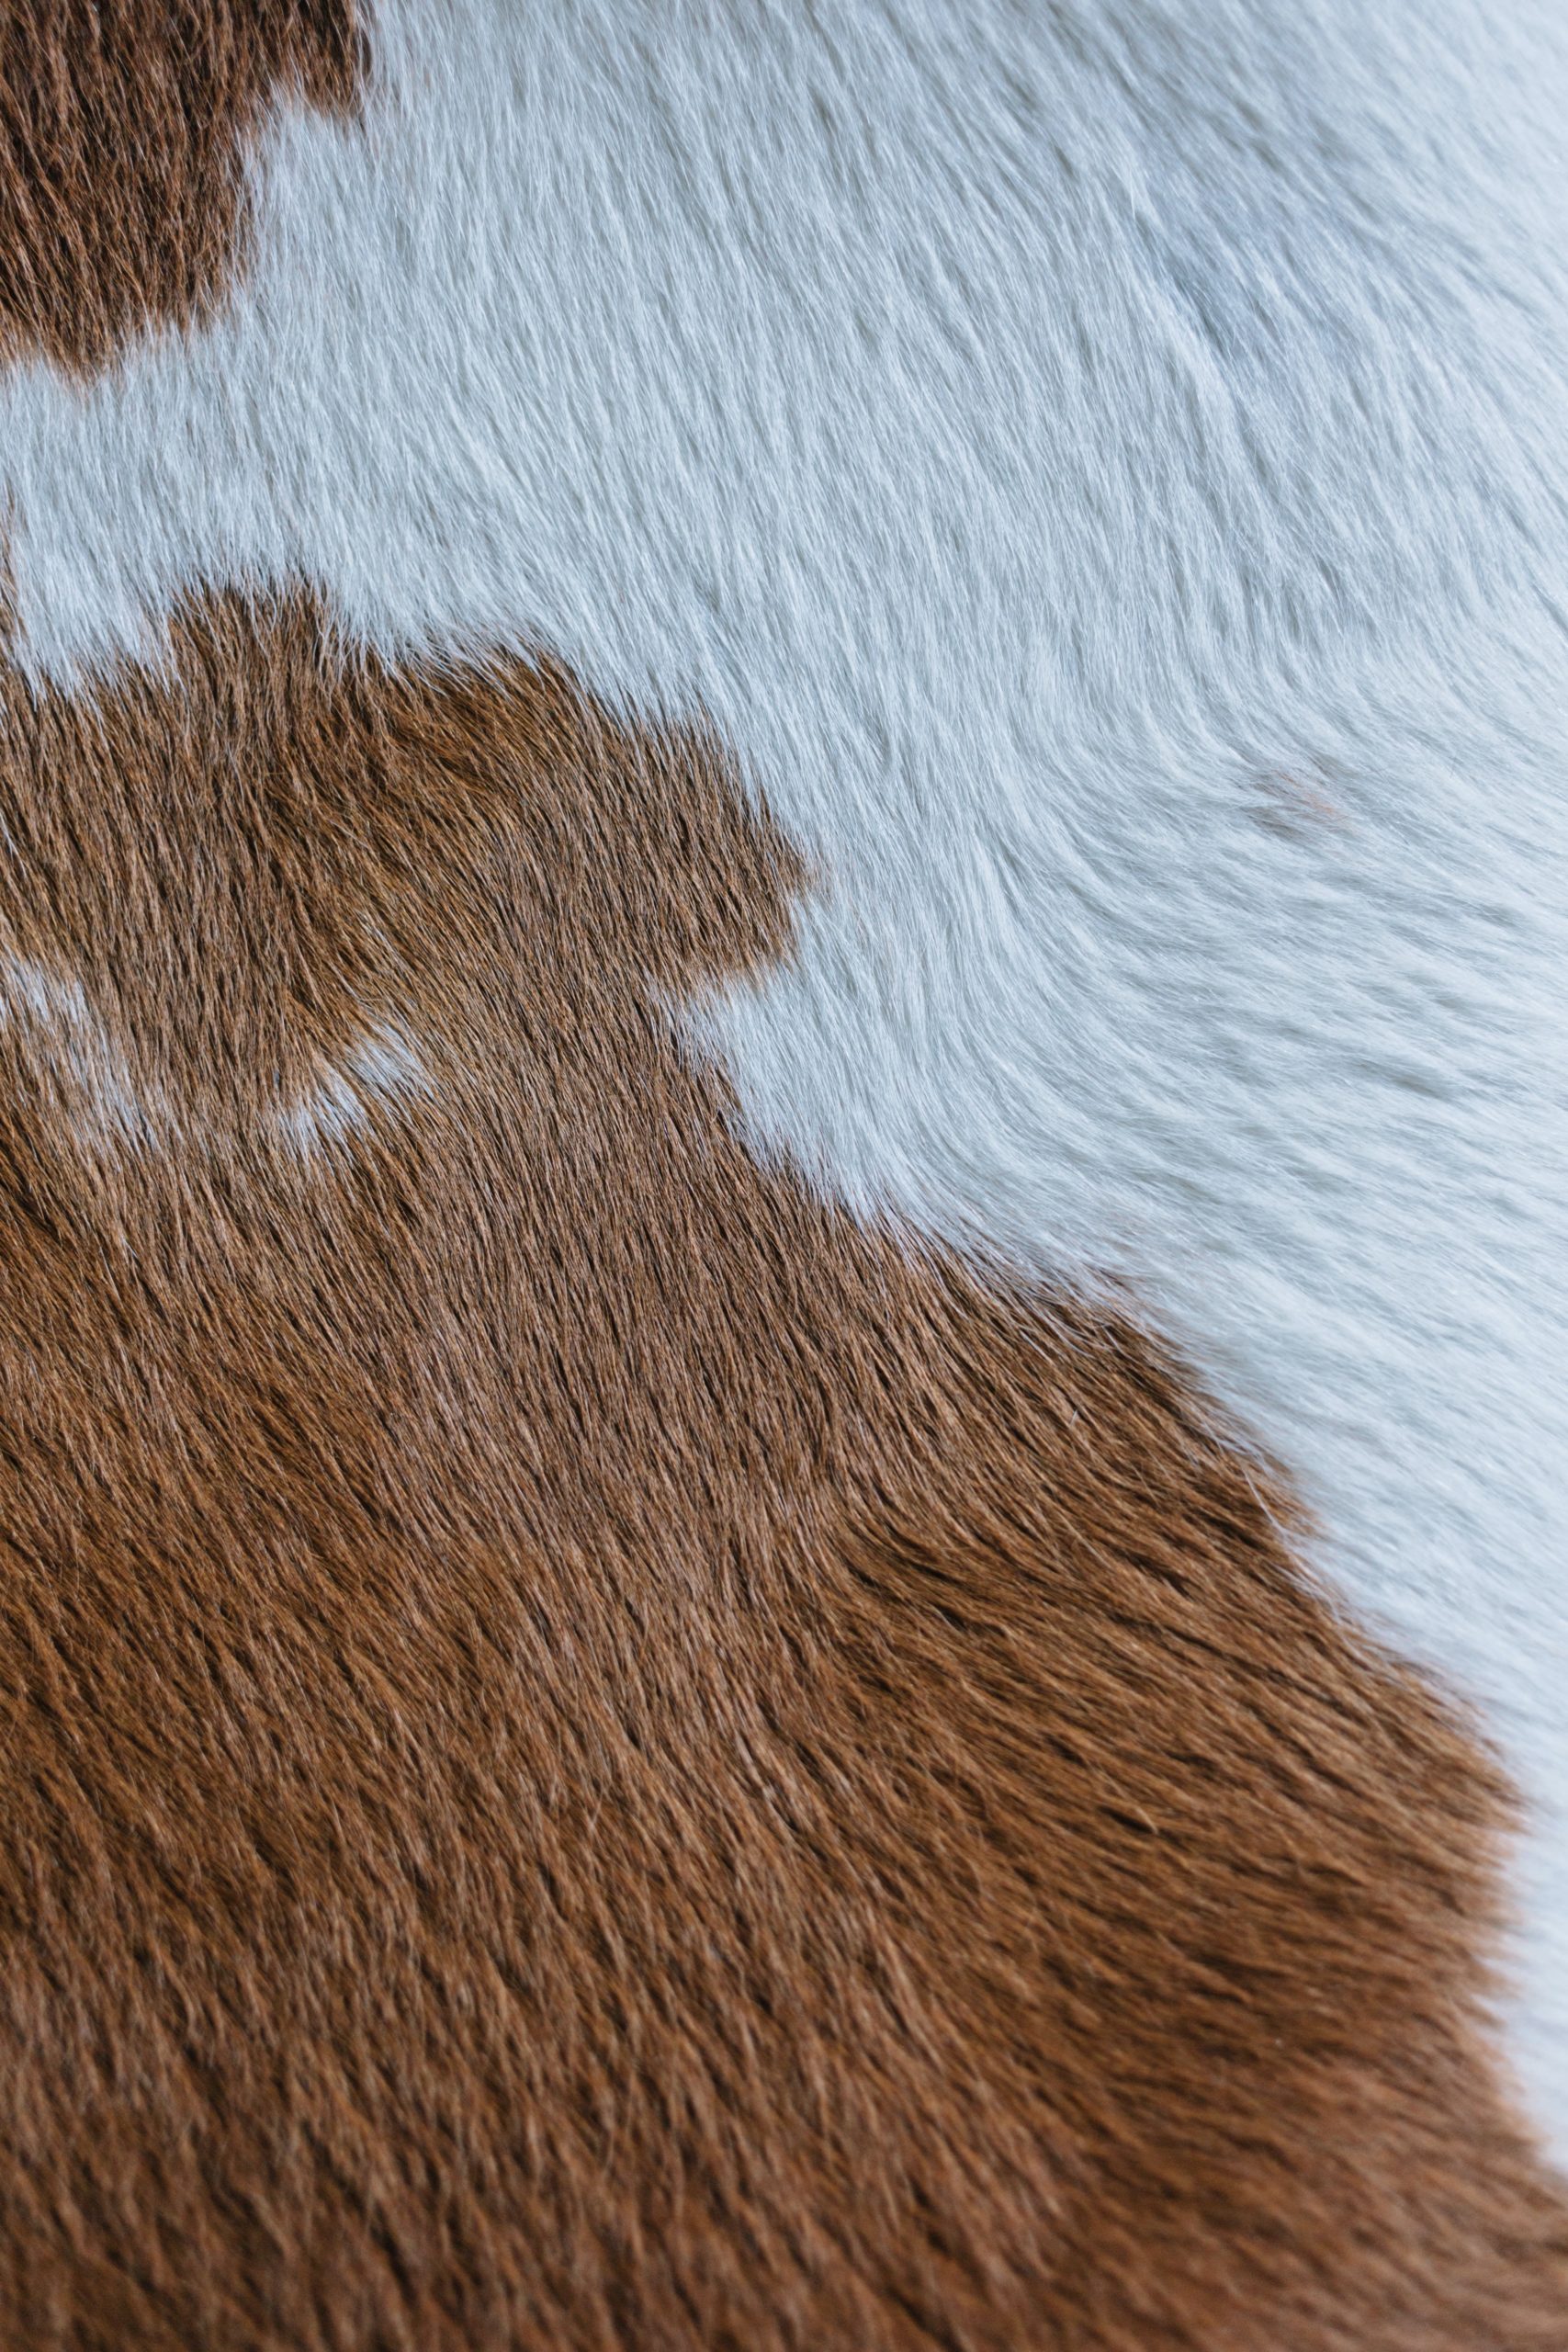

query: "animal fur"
xmin=1 ymin=3 xmax=1566 ymax=2345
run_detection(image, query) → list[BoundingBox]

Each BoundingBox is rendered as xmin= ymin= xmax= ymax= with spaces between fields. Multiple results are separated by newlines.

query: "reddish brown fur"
xmin=0 ymin=1 xmax=361 ymax=373
xmin=0 ymin=592 xmax=1563 ymax=2346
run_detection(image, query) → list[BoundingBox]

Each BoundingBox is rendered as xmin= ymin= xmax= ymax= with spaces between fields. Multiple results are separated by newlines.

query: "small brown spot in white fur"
xmin=1250 ymin=757 xmax=1348 ymax=834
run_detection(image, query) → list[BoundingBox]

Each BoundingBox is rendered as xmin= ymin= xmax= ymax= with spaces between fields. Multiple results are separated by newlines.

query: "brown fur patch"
xmin=0 ymin=593 xmax=1563 ymax=2346
xmin=0 ymin=2 xmax=361 ymax=375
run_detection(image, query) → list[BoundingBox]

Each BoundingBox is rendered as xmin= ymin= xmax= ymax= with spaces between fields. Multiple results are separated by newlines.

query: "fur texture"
xmin=0 ymin=0 xmax=360 ymax=371
xmin=2 ymin=1 xmax=1564 ymax=2142
xmin=0 ymin=593 xmax=1564 ymax=2345
xmin=2 ymin=0 xmax=1567 ymax=2340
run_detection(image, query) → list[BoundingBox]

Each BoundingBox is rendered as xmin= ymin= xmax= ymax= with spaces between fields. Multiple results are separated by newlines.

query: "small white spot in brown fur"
xmin=278 ymin=1019 xmax=432 ymax=1154
xmin=0 ymin=950 xmax=158 ymax=1146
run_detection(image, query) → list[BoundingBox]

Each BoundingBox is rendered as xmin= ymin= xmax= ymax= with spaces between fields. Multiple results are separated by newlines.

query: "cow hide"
xmin=1 ymin=4 xmax=1566 ymax=2345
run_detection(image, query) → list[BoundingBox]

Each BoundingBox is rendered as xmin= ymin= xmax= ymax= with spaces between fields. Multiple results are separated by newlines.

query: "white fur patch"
xmin=2 ymin=0 xmax=1566 ymax=2147
xmin=279 ymin=1022 xmax=432 ymax=1156
xmin=0 ymin=954 xmax=159 ymax=1148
